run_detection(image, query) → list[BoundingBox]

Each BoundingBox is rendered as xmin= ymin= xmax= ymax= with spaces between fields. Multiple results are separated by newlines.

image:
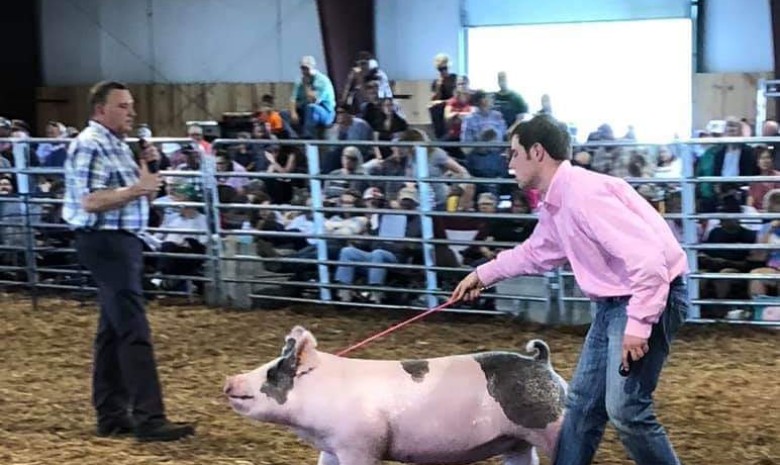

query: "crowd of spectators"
xmin=1 ymin=51 xmax=779 ymax=320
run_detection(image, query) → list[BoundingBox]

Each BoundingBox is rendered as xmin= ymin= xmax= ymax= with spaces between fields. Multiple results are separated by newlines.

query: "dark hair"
xmin=89 ymin=81 xmax=128 ymax=112
xmin=509 ymin=114 xmax=571 ymax=161
xmin=754 ymin=144 xmax=772 ymax=159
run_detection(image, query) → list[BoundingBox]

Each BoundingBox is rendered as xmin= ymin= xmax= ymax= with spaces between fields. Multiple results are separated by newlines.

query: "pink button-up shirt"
xmin=476 ymin=161 xmax=688 ymax=339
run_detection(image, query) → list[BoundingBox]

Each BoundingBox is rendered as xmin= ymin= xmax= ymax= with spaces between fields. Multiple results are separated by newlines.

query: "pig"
xmin=224 ymin=326 xmax=567 ymax=465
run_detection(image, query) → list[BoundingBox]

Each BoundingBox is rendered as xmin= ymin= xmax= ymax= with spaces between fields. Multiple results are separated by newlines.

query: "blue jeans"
xmin=335 ymin=247 xmax=397 ymax=285
xmin=553 ymin=277 xmax=688 ymax=465
xmin=300 ymin=103 xmax=334 ymax=138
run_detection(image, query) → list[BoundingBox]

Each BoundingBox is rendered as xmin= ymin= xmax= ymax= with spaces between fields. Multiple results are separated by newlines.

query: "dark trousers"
xmin=74 ymin=230 xmax=165 ymax=426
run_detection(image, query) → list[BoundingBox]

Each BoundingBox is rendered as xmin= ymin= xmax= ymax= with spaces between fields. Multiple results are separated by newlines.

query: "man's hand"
xmin=139 ymin=143 xmax=160 ymax=165
xmin=622 ymin=334 xmax=650 ymax=373
xmin=136 ymin=159 xmax=162 ymax=195
xmin=450 ymin=271 xmax=485 ymax=303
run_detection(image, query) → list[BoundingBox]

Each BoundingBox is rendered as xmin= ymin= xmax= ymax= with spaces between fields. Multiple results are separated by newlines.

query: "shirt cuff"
xmin=624 ymin=317 xmax=652 ymax=339
xmin=475 ymin=262 xmax=499 ymax=288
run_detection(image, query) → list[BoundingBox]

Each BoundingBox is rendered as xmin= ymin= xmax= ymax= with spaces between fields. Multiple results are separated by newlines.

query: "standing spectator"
xmin=492 ymin=72 xmax=528 ymax=127
xmin=341 ymin=51 xmax=393 ymax=114
xmin=428 ymin=53 xmax=458 ymax=139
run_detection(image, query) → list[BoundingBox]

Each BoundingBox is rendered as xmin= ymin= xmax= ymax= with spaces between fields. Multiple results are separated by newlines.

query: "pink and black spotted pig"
xmin=224 ymin=326 xmax=567 ymax=465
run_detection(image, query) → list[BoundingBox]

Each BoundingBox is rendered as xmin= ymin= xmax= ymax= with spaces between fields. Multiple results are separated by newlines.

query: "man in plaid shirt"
xmin=63 ymin=81 xmax=195 ymax=442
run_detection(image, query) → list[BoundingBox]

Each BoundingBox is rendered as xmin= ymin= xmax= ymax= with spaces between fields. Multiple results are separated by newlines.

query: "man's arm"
xmin=578 ymin=182 xmax=672 ymax=339
xmin=475 ymin=212 xmax=567 ymax=287
xmin=83 ymin=185 xmax=147 ymax=214
xmin=71 ymin=144 xmax=155 ymax=214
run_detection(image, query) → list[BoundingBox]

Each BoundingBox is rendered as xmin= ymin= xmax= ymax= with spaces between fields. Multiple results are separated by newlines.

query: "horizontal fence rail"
xmin=0 ymin=136 xmax=778 ymax=326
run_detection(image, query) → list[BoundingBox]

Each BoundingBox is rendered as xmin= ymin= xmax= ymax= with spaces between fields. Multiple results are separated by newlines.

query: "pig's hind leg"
xmin=317 ymin=452 xmax=339 ymax=465
xmin=503 ymin=446 xmax=539 ymax=465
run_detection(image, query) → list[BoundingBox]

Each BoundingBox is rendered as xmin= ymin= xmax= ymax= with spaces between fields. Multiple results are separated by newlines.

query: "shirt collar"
xmin=541 ymin=160 xmax=573 ymax=208
xmin=88 ymin=120 xmax=125 ymax=142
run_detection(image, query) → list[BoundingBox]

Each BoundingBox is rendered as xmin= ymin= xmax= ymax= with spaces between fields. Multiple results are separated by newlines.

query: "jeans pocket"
xmin=662 ymin=285 xmax=689 ymax=346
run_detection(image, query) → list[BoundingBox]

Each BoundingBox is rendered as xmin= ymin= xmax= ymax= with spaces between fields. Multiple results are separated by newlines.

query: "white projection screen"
xmin=466 ymin=18 xmax=693 ymax=142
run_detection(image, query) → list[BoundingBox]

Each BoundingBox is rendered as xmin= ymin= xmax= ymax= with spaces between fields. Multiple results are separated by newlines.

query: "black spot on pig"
xmin=260 ymin=338 xmax=297 ymax=404
xmin=401 ymin=360 xmax=429 ymax=382
xmin=474 ymin=352 xmax=564 ymax=429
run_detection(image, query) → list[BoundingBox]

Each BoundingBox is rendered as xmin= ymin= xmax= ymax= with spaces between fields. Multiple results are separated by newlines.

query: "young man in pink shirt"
xmin=452 ymin=114 xmax=689 ymax=465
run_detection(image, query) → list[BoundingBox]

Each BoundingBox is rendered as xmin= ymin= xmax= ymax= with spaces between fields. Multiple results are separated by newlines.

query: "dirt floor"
xmin=0 ymin=293 xmax=778 ymax=465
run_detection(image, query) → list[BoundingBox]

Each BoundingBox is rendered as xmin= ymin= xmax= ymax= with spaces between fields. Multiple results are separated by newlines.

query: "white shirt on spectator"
xmin=156 ymin=210 xmax=209 ymax=245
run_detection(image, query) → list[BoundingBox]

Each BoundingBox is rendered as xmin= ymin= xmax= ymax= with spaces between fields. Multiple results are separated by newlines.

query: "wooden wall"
xmin=34 ymin=72 xmax=775 ymax=137
xmin=36 ymin=83 xmax=295 ymax=137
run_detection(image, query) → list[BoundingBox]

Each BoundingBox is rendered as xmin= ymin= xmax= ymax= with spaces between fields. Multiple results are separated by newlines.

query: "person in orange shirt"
xmin=255 ymin=94 xmax=285 ymax=136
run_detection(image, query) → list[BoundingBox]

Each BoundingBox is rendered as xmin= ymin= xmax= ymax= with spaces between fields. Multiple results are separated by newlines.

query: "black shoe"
xmin=96 ymin=418 xmax=135 ymax=438
xmin=134 ymin=420 xmax=195 ymax=442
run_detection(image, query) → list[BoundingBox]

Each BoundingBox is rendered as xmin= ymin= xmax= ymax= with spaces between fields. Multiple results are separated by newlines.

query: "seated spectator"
xmin=188 ymin=124 xmax=212 ymax=154
xmin=334 ymin=186 xmax=422 ymax=304
xmin=323 ymin=146 xmax=370 ymax=199
xmin=152 ymin=183 xmax=209 ymax=293
xmin=289 ymin=55 xmax=336 ymax=139
xmin=324 ymin=189 xmax=370 ymax=237
xmin=460 ymin=90 xmax=507 ymax=155
xmin=490 ymin=188 xmax=538 ymax=244
xmin=653 ymin=145 xmax=683 ymax=179
xmin=358 ymin=81 xmax=381 ymax=122
xmin=442 ymin=88 xmax=473 ymax=144
xmin=465 ymin=128 xmax=509 ymax=198
xmin=215 ymin=149 xmax=248 ymax=193
xmin=251 ymin=138 xmax=297 ymax=205
xmin=256 ymin=196 xmax=314 ymax=251
xmin=697 ymin=196 xmax=760 ymax=316
xmin=366 ymin=97 xmax=408 ymax=161
xmin=230 ymin=132 xmax=265 ymax=171
xmin=36 ymin=121 xmax=68 ymax=167
xmin=322 ymin=104 xmax=374 ymax=173
xmin=433 ymin=192 xmax=493 ymax=270
xmin=398 ymin=128 xmax=471 ymax=210
xmin=255 ymin=94 xmax=286 ymax=136
xmin=748 ymin=189 xmax=780 ymax=305
xmin=747 ymin=145 xmax=780 ymax=210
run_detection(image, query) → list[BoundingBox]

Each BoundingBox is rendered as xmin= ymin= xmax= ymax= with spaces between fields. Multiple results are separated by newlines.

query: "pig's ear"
xmin=283 ymin=326 xmax=319 ymax=373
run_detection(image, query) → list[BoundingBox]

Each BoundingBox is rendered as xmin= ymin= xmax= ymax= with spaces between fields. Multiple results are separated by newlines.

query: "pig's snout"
xmin=223 ymin=376 xmax=254 ymax=399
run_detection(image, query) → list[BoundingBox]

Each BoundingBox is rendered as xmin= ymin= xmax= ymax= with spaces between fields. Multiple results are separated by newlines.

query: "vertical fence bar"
xmin=201 ymin=147 xmax=223 ymax=307
xmin=679 ymin=141 xmax=700 ymax=319
xmin=14 ymin=142 xmax=38 ymax=310
xmin=414 ymin=145 xmax=439 ymax=308
xmin=306 ymin=143 xmax=331 ymax=302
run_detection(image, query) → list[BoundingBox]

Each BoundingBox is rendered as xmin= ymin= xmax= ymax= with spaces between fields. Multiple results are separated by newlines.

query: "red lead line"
xmin=334 ymin=298 xmax=460 ymax=357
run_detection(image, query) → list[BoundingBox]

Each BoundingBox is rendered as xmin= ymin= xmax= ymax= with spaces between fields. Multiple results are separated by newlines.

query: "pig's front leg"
xmin=503 ymin=446 xmax=539 ymax=465
xmin=317 ymin=451 xmax=339 ymax=465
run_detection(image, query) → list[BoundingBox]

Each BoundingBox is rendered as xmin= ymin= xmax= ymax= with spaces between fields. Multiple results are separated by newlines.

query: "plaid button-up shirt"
xmin=62 ymin=121 xmax=149 ymax=233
